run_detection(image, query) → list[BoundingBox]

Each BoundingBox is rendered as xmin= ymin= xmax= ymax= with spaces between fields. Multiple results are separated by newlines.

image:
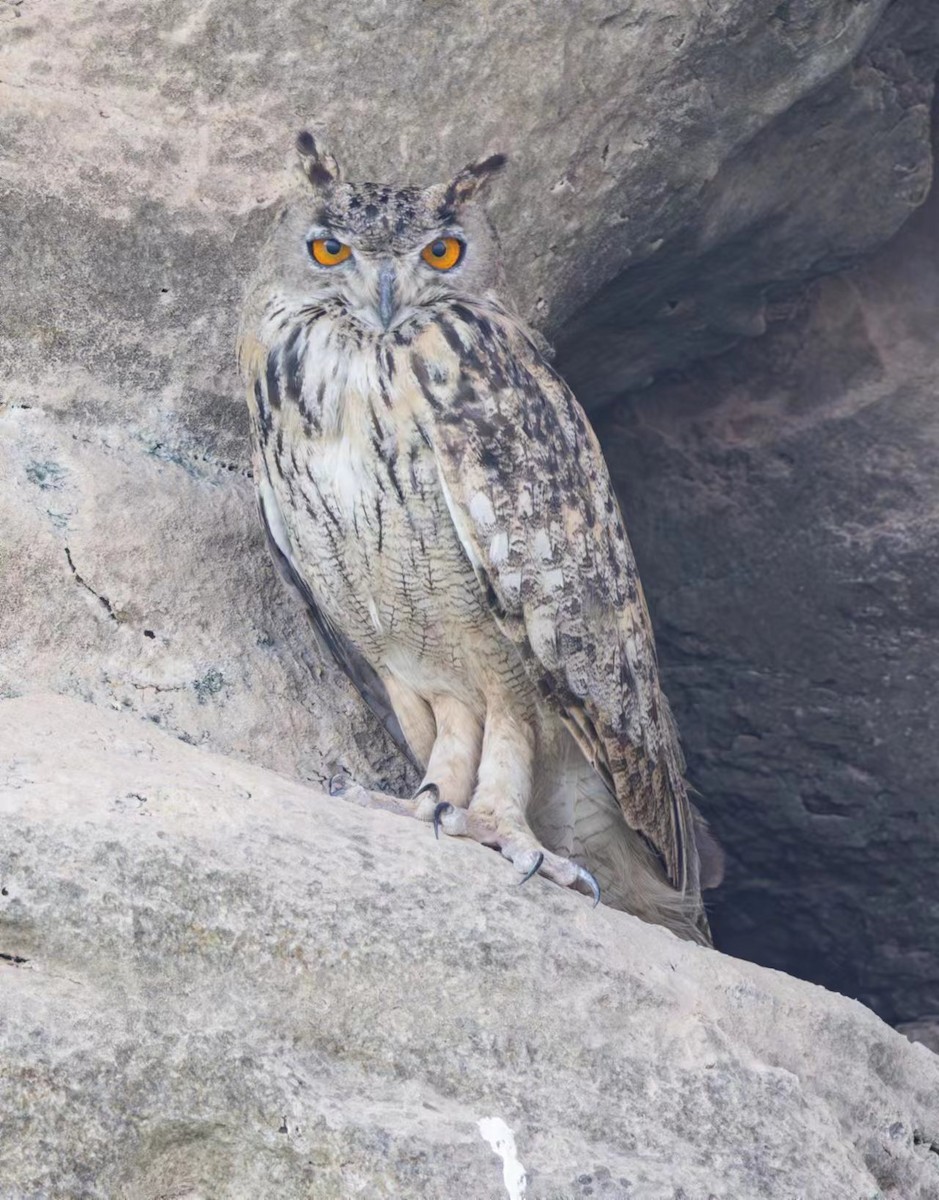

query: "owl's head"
xmin=262 ymin=132 xmax=508 ymax=334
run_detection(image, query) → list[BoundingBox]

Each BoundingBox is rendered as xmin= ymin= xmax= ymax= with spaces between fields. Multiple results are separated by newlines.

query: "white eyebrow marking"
xmin=478 ymin=1117 xmax=527 ymax=1199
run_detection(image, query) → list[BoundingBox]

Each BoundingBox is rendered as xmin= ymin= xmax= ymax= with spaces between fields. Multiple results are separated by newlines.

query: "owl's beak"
xmin=377 ymin=262 xmax=398 ymax=330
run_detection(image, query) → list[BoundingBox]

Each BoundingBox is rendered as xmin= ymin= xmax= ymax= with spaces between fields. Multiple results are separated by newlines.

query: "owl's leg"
xmin=330 ymin=687 xmax=481 ymax=819
xmin=434 ymin=710 xmax=600 ymax=905
xmin=412 ymin=694 xmax=483 ymax=820
xmin=381 ymin=673 xmax=436 ymax=765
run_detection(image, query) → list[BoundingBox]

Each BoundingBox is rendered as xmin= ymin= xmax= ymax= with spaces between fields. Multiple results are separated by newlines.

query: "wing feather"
xmin=418 ymin=307 xmax=697 ymax=893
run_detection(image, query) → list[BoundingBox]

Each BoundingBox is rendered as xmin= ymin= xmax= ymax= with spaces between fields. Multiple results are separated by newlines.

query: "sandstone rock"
xmin=591 ymin=120 xmax=939 ymax=1027
xmin=1 ymin=695 xmax=938 ymax=1199
xmin=559 ymin=0 xmax=938 ymax=403
xmin=0 ymin=403 xmax=412 ymax=796
xmin=2 ymin=0 xmax=929 ymax=397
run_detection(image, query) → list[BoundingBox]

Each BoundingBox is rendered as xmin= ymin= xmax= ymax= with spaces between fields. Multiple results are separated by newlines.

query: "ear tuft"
xmin=295 ymin=130 xmax=342 ymax=189
xmin=442 ymin=153 xmax=507 ymax=211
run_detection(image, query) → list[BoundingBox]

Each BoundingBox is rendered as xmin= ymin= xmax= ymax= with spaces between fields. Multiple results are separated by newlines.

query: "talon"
xmin=413 ymin=782 xmax=441 ymax=823
xmin=577 ymin=865 xmax=601 ymax=908
xmin=328 ymin=773 xmax=350 ymax=797
xmin=518 ymin=852 xmax=544 ymax=887
xmin=432 ymin=800 xmax=453 ymax=840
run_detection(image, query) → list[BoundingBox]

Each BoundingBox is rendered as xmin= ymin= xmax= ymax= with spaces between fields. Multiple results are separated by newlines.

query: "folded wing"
xmin=416 ymin=307 xmax=698 ymax=893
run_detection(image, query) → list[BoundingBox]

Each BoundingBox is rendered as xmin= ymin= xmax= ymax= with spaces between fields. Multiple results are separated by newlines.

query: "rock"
xmin=0 ymin=403 xmax=412 ymax=797
xmin=591 ymin=117 xmax=939 ymax=1027
xmin=2 ymin=0 xmax=930 ymax=397
xmin=559 ymin=0 xmax=938 ymax=403
xmin=1 ymin=695 xmax=938 ymax=1199
xmin=900 ymin=1020 xmax=939 ymax=1057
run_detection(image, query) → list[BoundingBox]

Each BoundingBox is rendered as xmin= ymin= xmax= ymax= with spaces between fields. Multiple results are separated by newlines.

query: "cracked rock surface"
xmin=1 ymin=695 xmax=938 ymax=1199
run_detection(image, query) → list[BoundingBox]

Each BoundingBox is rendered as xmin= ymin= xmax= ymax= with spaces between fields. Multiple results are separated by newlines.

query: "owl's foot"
xmin=413 ymin=782 xmax=443 ymax=822
xmin=328 ymin=774 xmax=422 ymax=820
xmin=432 ymin=802 xmax=601 ymax=907
xmin=328 ymin=775 xmax=453 ymax=822
xmin=330 ymin=778 xmax=599 ymax=906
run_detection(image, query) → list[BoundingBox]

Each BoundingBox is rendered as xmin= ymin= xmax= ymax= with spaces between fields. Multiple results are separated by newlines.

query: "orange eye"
xmin=421 ymin=236 xmax=464 ymax=271
xmin=309 ymin=237 xmax=352 ymax=266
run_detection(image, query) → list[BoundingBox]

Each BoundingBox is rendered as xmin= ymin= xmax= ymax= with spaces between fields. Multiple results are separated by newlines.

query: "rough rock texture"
xmin=2 ymin=0 xmax=932 ymax=374
xmin=0 ymin=403 xmax=411 ymax=796
xmin=900 ymin=1020 xmax=939 ymax=1057
xmin=591 ymin=115 xmax=939 ymax=1027
xmin=2 ymin=695 xmax=938 ymax=1200
xmin=560 ymin=0 xmax=938 ymax=403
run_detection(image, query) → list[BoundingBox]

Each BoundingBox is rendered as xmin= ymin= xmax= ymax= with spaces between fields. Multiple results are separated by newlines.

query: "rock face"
xmin=591 ymin=123 xmax=939 ymax=1026
xmin=559 ymin=0 xmax=937 ymax=403
xmin=2 ymin=0 xmax=930 ymax=373
xmin=0 ymin=401 xmax=412 ymax=797
xmin=2 ymin=695 xmax=938 ymax=1200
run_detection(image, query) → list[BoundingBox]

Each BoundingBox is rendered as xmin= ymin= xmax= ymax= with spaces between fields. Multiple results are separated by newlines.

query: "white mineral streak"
xmin=478 ymin=1117 xmax=528 ymax=1200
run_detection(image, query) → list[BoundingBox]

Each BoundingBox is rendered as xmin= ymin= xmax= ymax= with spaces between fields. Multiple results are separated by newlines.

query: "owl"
xmin=238 ymin=132 xmax=721 ymax=944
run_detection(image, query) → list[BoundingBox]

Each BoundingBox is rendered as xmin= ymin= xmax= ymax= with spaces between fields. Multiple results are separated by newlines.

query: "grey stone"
xmin=0 ymin=403 xmax=412 ymax=797
xmin=591 ymin=121 xmax=939 ymax=1026
xmin=900 ymin=1019 xmax=939 ymax=1056
xmin=559 ymin=0 xmax=938 ymax=403
xmin=1 ymin=695 xmax=938 ymax=1199
xmin=2 ymin=0 xmax=929 ymax=402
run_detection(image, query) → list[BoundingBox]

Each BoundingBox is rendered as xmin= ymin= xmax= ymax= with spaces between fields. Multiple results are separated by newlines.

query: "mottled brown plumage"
xmin=238 ymin=134 xmax=720 ymax=943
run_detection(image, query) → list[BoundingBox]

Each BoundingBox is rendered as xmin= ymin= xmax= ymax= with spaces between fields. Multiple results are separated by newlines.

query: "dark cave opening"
xmin=558 ymin=89 xmax=939 ymax=1027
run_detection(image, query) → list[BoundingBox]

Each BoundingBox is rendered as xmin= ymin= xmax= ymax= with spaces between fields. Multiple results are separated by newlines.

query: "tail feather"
xmin=532 ymin=729 xmax=714 ymax=946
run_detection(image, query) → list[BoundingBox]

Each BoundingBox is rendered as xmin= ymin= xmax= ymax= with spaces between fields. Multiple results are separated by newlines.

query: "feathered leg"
xmin=331 ymin=687 xmax=481 ymax=818
xmin=434 ymin=706 xmax=600 ymax=904
xmin=413 ymin=694 xmax=482 ymax=818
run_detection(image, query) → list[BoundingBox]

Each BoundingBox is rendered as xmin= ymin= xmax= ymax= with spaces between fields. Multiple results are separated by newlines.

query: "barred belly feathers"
xmin=238 ymin=133 xmax=722 ymax=944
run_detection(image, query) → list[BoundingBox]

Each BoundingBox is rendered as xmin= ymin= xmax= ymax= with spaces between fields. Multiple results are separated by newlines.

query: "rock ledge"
xmin=1 ymin=696 xmax=937 ymax=1199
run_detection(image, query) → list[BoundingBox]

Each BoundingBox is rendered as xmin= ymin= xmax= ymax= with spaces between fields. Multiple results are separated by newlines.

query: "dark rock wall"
xmin=588 ymin=106 xmax=939 ymax=1024
xmin=559 ymin=0 xmax=938 ymax=403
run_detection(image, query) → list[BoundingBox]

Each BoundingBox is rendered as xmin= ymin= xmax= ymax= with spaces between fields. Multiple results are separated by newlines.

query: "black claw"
xmin=577 ymin=865 xmax=601 ymax=908
xmin=414 ymin=782 xmax=439 ymax=800
xmin=518 ymin=852 xmax=544 ymax=887
xmin=432 ymin=800 xmax=452 ymax=840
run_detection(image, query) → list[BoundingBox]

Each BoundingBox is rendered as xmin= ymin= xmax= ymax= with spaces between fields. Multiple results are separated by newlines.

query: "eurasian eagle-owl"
xmin=238 ymin=132 xmax=720 ymax=944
